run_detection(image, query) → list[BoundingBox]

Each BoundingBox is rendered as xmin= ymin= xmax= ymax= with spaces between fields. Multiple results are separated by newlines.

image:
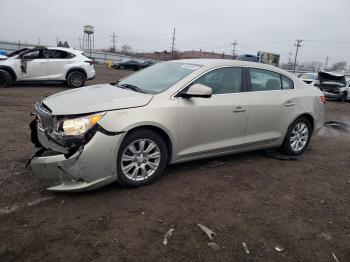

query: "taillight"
xmin=320 ymin=96 xmax=326 ymax=104
xmin=84 ymin=61 xmax=93 ymax=65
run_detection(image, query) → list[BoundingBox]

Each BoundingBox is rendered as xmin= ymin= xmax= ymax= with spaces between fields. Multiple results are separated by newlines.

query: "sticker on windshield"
xmin=181 ymin=64 xmax=200 ymax=70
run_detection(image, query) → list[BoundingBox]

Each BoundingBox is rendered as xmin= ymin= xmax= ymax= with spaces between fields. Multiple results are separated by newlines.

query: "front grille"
xmin=36 ymin=103 xmax=53 ymax=132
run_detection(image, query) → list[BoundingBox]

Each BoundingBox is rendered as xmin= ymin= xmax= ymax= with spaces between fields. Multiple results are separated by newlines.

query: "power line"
xmin=293 ymin=39 xmax=303 ymax=71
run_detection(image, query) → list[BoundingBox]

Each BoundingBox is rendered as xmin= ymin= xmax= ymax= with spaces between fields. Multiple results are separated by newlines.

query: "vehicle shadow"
xmin=11 ymin=82 xmax=68 ymax=89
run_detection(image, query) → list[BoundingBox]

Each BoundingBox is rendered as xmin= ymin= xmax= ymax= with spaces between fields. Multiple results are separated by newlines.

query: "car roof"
xmin=169 ymin=59 xmax=294 ymax=77
xmin=46 ymin=47 xmax=83 ymax=54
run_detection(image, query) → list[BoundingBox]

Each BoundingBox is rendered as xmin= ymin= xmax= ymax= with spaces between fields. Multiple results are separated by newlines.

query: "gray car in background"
xmin=29 ymin=59 xmax=325 ymax=192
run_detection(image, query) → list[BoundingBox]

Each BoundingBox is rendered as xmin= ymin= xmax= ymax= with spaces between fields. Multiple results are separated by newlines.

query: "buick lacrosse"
xmin=29 ymin=59 xmax=325 ymax=192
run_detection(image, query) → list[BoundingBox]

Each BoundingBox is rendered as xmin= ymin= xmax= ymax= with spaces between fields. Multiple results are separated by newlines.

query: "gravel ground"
xmin=0 ymin=65 xmax=349 ymax=262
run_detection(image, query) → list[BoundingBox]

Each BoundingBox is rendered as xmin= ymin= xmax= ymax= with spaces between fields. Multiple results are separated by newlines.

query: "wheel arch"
xmin=124 ymin=125 xmax=174 ymax=164
xmin=0 ymin=66 xmax=17 ymax=81
xmin=65 ymin=67 xmax=87 ymax=80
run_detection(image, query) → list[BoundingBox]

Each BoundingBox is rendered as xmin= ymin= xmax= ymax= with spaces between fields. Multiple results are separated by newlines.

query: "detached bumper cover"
xmin=29 ymin=120 xmax=125 ymax=192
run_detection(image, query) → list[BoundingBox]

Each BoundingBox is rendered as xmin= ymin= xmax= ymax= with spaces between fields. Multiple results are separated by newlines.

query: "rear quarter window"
xmin=281 ymin=75 xmax=294 ymax=89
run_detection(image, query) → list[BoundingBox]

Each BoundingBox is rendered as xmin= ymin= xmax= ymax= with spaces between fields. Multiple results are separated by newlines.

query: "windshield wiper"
xmin=116 ymin=83 xmax=148 ymax=94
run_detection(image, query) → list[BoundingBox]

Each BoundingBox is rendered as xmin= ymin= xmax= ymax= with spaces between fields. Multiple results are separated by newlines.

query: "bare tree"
xmin=121 ymin=45 xmax=133 ymax=55
xmin=328 ymin=61 xmax=347 ymax=71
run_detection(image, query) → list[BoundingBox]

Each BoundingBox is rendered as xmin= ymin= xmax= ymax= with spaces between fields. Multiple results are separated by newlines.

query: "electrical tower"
xmin=293 ymin=39 xmax=303 ymax=72
xmin=231 ymin=39 xmax=238 ymax=59
xmin=111 ymin=32 xmax=117 ymax=52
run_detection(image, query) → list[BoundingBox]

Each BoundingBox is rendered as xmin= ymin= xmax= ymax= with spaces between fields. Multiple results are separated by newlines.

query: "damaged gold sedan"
xmin=28 ymin=59 xmax=325 ymax=192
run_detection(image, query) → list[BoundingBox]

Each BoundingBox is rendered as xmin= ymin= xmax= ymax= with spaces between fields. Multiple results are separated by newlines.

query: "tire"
xmin=117 ymin=129 xmax=168 ymax=187
xmin=120 ymin=65 xmax=124 ymax=70
xmin=66 ymin=71 xmax=85 ymax=88
xmin=340 ymin=92 xmax=347 ymax=102
xmin=0 ymin=69 xmax=12 ymax=87
xmin=280 ymin=117 xmax=312 ymax=156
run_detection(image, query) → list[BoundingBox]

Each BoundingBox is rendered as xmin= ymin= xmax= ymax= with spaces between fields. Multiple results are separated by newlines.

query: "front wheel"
xmin=340 ymin=92 xmax=347 ymax=102
xmin=66 ymin=71 xmax=85 ymax=88
xmin=280 ymin=117 xmax=312 ymax=155
xmin=117 ymin=129 xmax=168 ymax=187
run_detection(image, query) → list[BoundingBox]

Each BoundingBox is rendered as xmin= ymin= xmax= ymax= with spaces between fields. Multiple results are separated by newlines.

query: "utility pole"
xmin=171 ymin=28 xmax=176 ymax=56
xmin=288 ymin=50 xmax=293 ymax=70
xmin=78 ymin=37 xmax=82 ymax=50
xmin=231 ymin=39 xmax=238 ymax=59
xmin=293 ymin=39 xmax=303 ymax=72
xmin=111 ymin=32 xmax=117 ymax=52
xmin=325 ymin=55 xmax=329 ymax=71
xmin=56 ymin=37 xmax=59 ymax=46
xmin=38 ymin=38 xmax=41 ymax=45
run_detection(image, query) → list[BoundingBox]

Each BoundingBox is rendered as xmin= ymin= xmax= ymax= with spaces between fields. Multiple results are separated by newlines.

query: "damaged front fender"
xmin=28 ymin=117 xmax=126 ymax=192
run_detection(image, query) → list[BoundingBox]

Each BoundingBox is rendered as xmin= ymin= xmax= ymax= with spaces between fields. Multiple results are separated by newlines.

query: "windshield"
xmin=298 ymin=73 xmax=317 ymax=80
xmin=7 ymin=48 xmax=30 ymax=57
xmin=117 ymin=61 xmax=202 ymax=94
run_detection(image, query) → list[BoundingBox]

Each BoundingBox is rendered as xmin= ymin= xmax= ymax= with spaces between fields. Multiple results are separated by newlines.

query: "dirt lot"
xmin=0 ymin=65 xmax=349 ymax=262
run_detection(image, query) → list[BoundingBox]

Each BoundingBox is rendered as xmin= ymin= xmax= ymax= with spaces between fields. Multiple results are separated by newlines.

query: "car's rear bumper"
xmin=29 ymin=122 xmax=125 ymax=192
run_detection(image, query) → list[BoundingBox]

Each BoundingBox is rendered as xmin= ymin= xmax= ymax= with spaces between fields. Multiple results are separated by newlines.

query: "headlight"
xmin=56 ymin=112 xmax=105 ymax=136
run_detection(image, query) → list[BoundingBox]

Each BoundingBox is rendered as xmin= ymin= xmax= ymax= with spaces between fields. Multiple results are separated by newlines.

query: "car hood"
xmin=43 ymin=84 xmax=153 ymax=115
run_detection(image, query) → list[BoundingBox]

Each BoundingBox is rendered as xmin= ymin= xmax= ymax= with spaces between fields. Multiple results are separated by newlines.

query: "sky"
xmin=1 ymin=0 xmax=350 ymax=65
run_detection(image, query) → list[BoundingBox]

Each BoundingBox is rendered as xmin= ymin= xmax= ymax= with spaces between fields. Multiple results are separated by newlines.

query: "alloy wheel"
xmin=121 ymin=139 xmax=161 ymax=181
xmin=71 ymin=73 xmax=83 ymax=87
xmin=289 ymin=122 xmax=309 ymax=152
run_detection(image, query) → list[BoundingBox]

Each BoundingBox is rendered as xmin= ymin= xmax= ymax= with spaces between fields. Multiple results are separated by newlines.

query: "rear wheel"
xmin=66 ymin=71 xmax=85 ymax=88
xmin=0 ymin=69 xmax=12 ymax=87
xmin=280 ymin=117 xmax=312 ymax=155
xmin=117 ymin=129 xmax=168 ymax=187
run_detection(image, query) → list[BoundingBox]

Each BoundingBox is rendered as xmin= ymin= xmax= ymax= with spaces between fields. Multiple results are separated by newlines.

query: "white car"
xmin=0 ymin=47 xmax=95 ymax=88
xmin=298 ymin=72 xmax=319 ymax=87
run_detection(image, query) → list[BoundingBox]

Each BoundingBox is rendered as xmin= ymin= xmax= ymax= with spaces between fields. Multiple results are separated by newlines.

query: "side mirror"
xmin=179 ymin=84 xmax=212 ymax=98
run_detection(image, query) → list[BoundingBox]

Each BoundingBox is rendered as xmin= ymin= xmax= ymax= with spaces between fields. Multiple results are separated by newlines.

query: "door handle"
xmin=285 ymin=101 xmax=295 ymax=107
xmin=233 ymin=106 xmax=246 ymax=113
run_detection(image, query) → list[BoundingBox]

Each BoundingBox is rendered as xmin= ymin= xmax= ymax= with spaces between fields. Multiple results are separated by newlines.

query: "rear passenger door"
xmin=245 ymin=68 xmax=296 ymax=144
xmin=46 ymin=50 xmax=75 ymax=79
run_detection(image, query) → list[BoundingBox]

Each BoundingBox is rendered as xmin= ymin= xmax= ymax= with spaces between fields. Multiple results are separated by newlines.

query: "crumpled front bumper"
xmin=322 ymin=91 xmax=342 ymax=100
xmin=29 ymin=121 xmax=125 ymax=192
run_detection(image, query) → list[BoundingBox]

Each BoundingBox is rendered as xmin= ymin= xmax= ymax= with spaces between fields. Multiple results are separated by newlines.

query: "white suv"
xmin=0 ymin=47 xmax=95 ymax=88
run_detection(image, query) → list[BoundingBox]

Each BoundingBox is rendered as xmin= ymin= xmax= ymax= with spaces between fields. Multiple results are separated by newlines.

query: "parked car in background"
xmin=29 ymin=59 xmax=325 ymax=192
xmin=318 ymin=71 xmax=349 ymax=102
xmin=140 ymin=60 xmax=156 ymax=69
xmin=113 ymin=60 xmax=142 ymax=70
xmin=0 ymin=47 xmax=95 ymax=88
xmin=298 ymin=72 xmax=319 ymax=87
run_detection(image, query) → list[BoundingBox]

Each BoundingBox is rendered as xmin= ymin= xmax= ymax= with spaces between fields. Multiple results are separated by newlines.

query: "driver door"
xmin=177 ymin=67 xmax=248 ymax=159
xmin=17 ymin=48 xmax=48 ymax=80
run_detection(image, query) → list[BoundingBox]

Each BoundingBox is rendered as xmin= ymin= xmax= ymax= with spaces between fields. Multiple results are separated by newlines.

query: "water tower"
xmin=83 ymin=25 xmax=94 ymax=55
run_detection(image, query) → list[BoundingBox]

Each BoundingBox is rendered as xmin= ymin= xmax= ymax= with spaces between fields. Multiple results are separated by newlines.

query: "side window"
xmin=249 ymin=68 xmax=282 ymax=91
xmin=22 ymin=50 xmax=43 ymax=60
xmin=281 ymin=75 xmax=294 ymax=89
xmin=48 ymin=50 xmax=74 ymax=59
xmin=191 ymin=67 xmax=242 ymax=94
